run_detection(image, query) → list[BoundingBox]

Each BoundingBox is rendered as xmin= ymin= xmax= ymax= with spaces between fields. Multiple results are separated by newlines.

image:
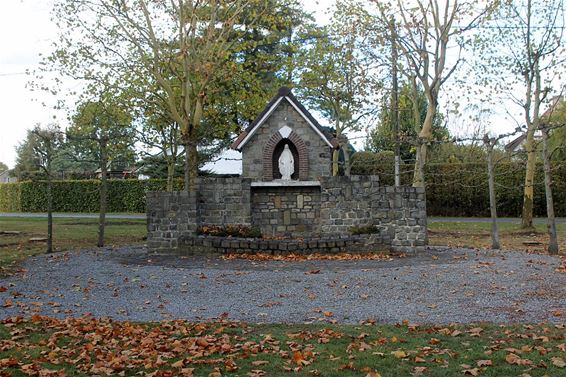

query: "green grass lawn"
xmin=428 ymin=220 xmax=566 ymax=253
xmin=428 ymin=219 xmax=566 ymax=233
xmin=1 ymin=218 xmax=565 ymax=375
xmin=0 ymin=217 xmax=146 ymax=276
xmin=0 ymin=317 xmax=564 ymax=376
xmin=1 ymin=216 xmax=564 ymax=277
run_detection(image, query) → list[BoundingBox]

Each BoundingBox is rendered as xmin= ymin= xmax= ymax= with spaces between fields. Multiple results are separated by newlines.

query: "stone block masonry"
xmin=147 ymin=175 xmax=427 ymax=254
xmin=252 ymin=186 xmax=321 ymax=237
xmin=197 ymin=177 xmax=251 ymax=226
xmin=177 ymin=234 xmax=388 ymax=255
xmin=146 ymin=190 xmax=197 ymax=251
xmin=241 ymin=102 xmax=332 ymax=181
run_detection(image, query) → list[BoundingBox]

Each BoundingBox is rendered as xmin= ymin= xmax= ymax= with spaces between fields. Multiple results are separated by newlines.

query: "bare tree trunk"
xmin=184 ymin=137 xmax=190 ymax=192
xmin=332 ymin=117 xmax=341 ymax=176
xmin=98 ymin=138 xmax=108 ymax=248
xmin=46 ymin=166 xmax=53 ymax=254
xmin=166 ymin=160 xmax=175 ymax=192
xmin=391 ymin=18 xmax=400 ymax=187
xmin=343 ymin=146 xmax=351 ymax=177
xmin=409 ymin=77 xmax=428 ymax=188
xmin=184 ymin=96 xmax=202 ymax=192
xmin=413 ymin=142 xmax=428 ymax=188
xmin=521 ymin=11 xmax=537 ymax=230
xmin=332 ymin=149 xmax=340 ymax=176
xmin=183 ymin=134 xmax=198 ymax=192
xmin=485 ymin=137 xmax=500 ymax=249
xmin=188 ymin=141 xmax=198 ymax=192
xmin=521 ymin=128 xmax=536 ymax=229
xmin=541 ymin=127 xmax=559 ymax=254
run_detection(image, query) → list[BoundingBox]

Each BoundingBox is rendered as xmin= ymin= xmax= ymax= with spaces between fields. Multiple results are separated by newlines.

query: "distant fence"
xmin=351 ymin=156 xmax=566 ymax=217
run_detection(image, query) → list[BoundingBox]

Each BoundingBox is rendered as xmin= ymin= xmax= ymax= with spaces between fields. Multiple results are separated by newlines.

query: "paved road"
xmin=1 ymin=212 xmax=564 ymax=223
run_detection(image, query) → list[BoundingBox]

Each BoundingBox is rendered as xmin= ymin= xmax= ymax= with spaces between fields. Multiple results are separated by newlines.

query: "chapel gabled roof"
xmin=231 ymin=87 xmax=339 ymax=150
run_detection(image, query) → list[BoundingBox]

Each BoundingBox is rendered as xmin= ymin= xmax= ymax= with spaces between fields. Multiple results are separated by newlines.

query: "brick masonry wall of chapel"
xmin=241 ymin=102 xmax=333 ymax=181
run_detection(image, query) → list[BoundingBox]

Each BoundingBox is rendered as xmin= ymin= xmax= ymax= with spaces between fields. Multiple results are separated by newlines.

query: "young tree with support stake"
xmin=483 ymin=134 xmax=501 ymax=250
xmin=31 ymin=125 xmax=64 ymax=254
xmin=473 ymin=0 xmax=564 ymax=230
xmin=67 ymin=95 xmax=134 ymax=248
xmin=482 ymin=125 xmax=526 ymax=251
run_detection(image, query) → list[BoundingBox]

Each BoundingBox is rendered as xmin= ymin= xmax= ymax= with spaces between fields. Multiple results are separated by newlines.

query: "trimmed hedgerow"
xmin=0 ymin=179 xmax=183 ymax=213
xmin=350 ymin=153 xmax=566 ymax=217
xmin=1 ymin=160 xmax=565 ymax=217
xmin=0 ymin=183 xmax=22 ymax=212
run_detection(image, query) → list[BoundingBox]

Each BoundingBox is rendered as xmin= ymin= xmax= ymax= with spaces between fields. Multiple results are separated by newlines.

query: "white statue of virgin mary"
xmin=278 ymin=144 xmax=294 ymax=180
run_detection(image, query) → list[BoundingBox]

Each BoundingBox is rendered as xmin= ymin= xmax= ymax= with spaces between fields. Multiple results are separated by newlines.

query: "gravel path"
xmin=0 ymin=246 xmax=564 ymax=324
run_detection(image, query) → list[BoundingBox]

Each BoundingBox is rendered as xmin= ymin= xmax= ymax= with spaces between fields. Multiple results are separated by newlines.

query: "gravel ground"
xmin=0 ymin=246 xmax=564 ymax=324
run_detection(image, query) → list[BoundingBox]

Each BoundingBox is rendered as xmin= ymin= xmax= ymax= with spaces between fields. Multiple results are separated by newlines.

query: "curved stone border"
xmin=171 ymin=234 xmax=389 ymax=255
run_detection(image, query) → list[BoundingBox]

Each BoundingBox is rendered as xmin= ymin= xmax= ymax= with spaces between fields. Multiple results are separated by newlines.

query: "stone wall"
xmin=383 ymin=186 xmax=427 ymax=253
xmin=197 ymin=177 xmax=251 ymax=226
xmin=317 ymin=176 xmax=427 ymax=253
xmin=146 ymin=191 xmax=197 ymax=251
xmin=147 ymin=175 xmax=427 ymax=254
xmin=178 ymin=234 xmax=386 ymax=255
xmin=320 ymin=175 xmax=379 ymax=234
xmin=251 ymin=186 xmax=321 ymax=237
xmin=241 ymin=102 xmax=333 ymax=181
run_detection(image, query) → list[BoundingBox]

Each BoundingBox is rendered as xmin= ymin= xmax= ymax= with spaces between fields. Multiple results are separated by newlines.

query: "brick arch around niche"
xmin=262 ymin=130 xmax=309 ymax=181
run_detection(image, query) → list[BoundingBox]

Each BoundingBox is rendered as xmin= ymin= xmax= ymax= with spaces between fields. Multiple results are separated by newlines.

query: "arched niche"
xmin=263 ymin=130 xmax=309 ymax=181
xmin=272 ymin=140 xmax=299 ymax=180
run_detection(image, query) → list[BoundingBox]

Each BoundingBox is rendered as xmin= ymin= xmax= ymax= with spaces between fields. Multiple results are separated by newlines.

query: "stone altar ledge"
xmin=250 ymin=180 xmax=321 ymax=187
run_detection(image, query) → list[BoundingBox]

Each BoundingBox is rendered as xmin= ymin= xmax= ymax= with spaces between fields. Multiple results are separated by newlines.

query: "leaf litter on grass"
xmin=1 ymin=316 xmax=565 ymax=376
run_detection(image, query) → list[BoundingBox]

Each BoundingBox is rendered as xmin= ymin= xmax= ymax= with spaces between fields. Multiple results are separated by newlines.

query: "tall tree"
xmin=370 ymin=0 xmax=493 ymax=187
xmin=366 ymin=81 xmax=448 ymax=161
xmin=31 ymin=124 xmax=64 ymax=254
xmin=38 ymin=0 xmax=274 ymax=192
xmin=299 ymin=1 xmax=380 ymax=176
xmin=13 ymin=131 xmax=41 ymax=180
xmin=68 ymin=95 xmax=133 ymax=247
xmin=474 ymin=0 xmax=564 ymax=229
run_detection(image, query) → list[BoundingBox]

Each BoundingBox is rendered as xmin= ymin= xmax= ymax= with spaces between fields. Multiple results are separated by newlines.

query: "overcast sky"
xmin=0 ymin=0 xmax=58 ymax=169
xmin=0 ymin=0 xmax=540 ymax=173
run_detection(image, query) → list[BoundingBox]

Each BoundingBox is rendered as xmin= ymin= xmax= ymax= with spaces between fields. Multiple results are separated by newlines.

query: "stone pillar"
xmin=146 ymin=190 xmax=198 ymax=252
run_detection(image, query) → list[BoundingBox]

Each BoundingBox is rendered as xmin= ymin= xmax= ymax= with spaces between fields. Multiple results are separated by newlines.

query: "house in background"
xmin=505 ymin=96 xmax=565 ymax=153
xmin=0 ymin=170 xmax=17 ymax=184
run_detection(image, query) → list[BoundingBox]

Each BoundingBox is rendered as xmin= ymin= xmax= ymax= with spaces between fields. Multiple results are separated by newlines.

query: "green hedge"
xmin=0 ymin=183 xmax=22 ymax=212
xmin=0 ymin=179 xmax=183 ymax=213
xmin=1 ymin=161 xmax=565 ymax=217
xmin=351 ymin=152 xmax=566 ymax=217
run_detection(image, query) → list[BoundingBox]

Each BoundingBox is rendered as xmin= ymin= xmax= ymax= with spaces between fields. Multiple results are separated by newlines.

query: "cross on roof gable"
xmin=231 ymin=87 xmax=338 ymax=150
